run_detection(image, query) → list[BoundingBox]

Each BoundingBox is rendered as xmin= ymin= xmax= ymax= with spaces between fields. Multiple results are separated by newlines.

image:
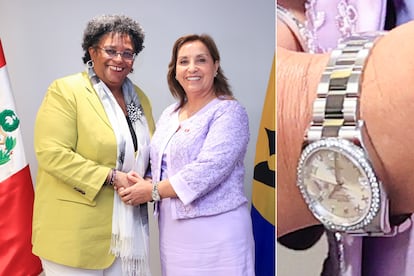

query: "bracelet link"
xmin=106 ymin=168 xmax=117 ymax=186
xmin=152 ymin=181 xmax=161 ymax=202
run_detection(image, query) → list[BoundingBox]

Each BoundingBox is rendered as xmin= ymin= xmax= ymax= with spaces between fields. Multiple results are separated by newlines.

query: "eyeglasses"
xmin=97 ymin=47 xmax=136 ymax=61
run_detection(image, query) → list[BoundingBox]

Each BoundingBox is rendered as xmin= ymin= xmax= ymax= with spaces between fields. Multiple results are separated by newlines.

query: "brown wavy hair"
xmin=167 ymin=34 xmax=233 ymax=110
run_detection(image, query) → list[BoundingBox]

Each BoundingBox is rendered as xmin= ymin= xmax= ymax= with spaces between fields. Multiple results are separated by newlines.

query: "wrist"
xmin=277 ymin=47 xmax=329 ymax=187
xmin=277 ymin=47 xmax=332 ymax=236
xmin=360 ymin=24 xmax=414 ymax=214
xmin=105 ymin=168 xmax=117 ymax=187
xmin=151 ymin=181 xmax=161 ymax=202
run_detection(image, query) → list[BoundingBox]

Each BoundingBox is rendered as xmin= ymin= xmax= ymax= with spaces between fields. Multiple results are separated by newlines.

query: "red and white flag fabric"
xmin=0 ymin=40 xmax=42 ymax=275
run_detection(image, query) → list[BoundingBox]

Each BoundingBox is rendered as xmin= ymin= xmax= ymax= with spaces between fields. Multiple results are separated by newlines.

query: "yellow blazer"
xmin=32 ymin=72 xmax=155 ymax=269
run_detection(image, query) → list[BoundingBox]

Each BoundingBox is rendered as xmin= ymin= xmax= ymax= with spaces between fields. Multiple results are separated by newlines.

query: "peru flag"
xmin=0 ymin=40 xmax=42 ymax=275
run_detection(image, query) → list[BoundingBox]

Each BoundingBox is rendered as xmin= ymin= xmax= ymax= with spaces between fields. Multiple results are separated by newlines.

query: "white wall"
xmin=0 ymin=1 xmax=275 ymax=275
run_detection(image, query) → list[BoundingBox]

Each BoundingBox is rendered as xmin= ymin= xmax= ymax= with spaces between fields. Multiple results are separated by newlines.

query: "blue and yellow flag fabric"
xmin=251 ymin=56 xmax=275 ymax=276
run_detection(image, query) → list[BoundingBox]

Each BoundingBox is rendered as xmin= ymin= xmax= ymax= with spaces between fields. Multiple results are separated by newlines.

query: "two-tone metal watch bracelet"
xmin=306 ymin=32 xmax=386 ymax=143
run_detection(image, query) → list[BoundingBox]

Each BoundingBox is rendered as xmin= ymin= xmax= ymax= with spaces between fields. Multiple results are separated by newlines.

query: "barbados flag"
xmin=251 ymin=56 xmax=275 ymax=276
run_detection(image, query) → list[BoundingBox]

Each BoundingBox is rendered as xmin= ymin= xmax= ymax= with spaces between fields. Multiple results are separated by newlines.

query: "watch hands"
xmin=310 ymin=175 xmax=348 ymax=201
xmin=310 ymin=174 xmax=337 ymax=186
xmin=334 ymin=152 xmax=344 ymax=185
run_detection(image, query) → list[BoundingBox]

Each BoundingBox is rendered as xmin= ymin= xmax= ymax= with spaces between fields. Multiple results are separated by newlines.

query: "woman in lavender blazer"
xmin=119 ymin=34 xmax=255 ymax=275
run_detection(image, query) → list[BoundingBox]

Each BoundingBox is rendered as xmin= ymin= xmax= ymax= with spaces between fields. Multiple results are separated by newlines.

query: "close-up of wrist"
xmin=276 ymin=48 xmax=329 ymax=180
xmin=360 ymin=22 xmax=414 ymax=214
xmin=277 ymin=2 xmax=414 ymax=276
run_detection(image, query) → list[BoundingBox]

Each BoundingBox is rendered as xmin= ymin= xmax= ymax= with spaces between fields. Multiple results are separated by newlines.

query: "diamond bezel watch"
xmin=296 ymin=33 xmax=394 ymax=235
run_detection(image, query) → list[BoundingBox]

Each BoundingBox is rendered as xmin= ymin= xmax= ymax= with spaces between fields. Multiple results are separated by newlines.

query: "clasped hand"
xmin=117 ymin=171 xmax=152 ymax=206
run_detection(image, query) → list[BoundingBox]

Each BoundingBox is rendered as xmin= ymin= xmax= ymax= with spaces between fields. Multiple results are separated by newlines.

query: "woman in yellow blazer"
xmin=32 ymin=14 xmax=155 ymax=276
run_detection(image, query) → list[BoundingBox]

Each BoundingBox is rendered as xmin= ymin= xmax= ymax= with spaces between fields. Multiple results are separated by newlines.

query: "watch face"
xmin=297 ymin=138 xmax=381 ymax=231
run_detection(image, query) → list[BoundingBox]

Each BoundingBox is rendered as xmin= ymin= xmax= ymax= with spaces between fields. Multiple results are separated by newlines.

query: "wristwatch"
xmin=296 ymin=33 xmax=394 ymax=235
xmin=152 ymin=181 xmax=161 ymax=202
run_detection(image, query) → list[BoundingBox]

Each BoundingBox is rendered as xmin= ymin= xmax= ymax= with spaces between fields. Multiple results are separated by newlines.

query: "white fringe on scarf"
xmin=88 ymin=64 xmax=152 ymax=275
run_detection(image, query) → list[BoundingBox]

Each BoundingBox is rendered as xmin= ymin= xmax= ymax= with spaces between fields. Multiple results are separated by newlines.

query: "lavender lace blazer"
xmin=303 ymin=0 xmax=414 ymax=53
xmin=150 ymin=97 xmax=249 ymax=219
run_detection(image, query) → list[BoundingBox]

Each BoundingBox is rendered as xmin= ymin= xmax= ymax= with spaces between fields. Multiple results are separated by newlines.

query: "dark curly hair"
xmin=167 ymin=34 xmax=233 ymax=110
xmin=81 ymin=14 xmax=145 ymax=64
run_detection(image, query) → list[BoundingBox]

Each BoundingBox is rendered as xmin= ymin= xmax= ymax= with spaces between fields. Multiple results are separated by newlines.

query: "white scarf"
xmin=87 ymin=64 xmax=151 ymax=276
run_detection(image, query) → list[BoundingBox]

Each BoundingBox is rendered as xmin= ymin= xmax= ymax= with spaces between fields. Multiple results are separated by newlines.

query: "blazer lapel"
xmin=81 ymin=72 xmax=112 ymax=128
